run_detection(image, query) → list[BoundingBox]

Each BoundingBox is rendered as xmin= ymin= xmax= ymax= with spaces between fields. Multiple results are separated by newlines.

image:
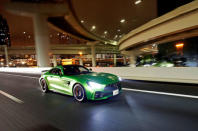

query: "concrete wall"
xmin=91 ymin=67 xmax=198 ymax=84
xmin=0 ymin=67 xmax=198 ymax=84
xmin=0 ymin=67 xmax=51 ymax=74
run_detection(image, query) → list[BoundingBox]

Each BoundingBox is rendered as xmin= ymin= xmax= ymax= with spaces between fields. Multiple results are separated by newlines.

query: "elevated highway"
xmin=3 ymin=0 xmax=117 ymax=67
xmin=0 ymin=44 xmax=119 ymax=55
xmin=118 ymin=1 xmax=198 ymax=66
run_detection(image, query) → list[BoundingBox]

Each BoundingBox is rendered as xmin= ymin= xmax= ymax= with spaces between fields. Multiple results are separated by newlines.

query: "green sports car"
xmin=39 ymin=65 xmax=122 ymax=102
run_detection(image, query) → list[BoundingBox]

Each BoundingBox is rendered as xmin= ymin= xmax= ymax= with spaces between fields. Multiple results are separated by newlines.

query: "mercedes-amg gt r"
xmin=39 ymin=65 xmax=122 ymax=102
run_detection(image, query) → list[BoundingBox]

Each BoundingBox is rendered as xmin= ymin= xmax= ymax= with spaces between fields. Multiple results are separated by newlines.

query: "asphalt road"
xmin=0 ymin=72 xmax=198 ymax=131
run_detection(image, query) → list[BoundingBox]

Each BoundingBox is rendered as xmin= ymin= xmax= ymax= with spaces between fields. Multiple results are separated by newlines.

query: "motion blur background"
xmin=0 ymin=0 xmax=197 ymax=68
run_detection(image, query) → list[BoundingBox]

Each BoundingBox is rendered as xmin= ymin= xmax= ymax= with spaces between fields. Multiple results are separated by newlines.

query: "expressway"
xmin=0 ymin=72 xmax=198 ymax=131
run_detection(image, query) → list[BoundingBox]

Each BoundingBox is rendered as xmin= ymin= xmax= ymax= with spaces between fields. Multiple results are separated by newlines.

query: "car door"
xmin=59 ymin=66 xmax=78 ymax=96
xmin=47 ymin=68 xmax=62 ymax=90
xmin=49 ymin=68 xmax=71 ymax=95
xmin=47 ymin=68 xmax=58 ymax=90
xmin=59 ymin=75 xmax=73 ymax=96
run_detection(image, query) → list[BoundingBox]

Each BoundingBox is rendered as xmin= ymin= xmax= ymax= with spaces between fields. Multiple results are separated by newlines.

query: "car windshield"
xmin=63 ymin=65 xmax=91 ymax=75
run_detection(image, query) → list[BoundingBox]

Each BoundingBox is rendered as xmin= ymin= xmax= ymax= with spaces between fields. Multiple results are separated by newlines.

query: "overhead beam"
xmin=4 ymin=2 xmax=68 ymax=16
xmin=0 ymin=45 xmax=120 ymax=55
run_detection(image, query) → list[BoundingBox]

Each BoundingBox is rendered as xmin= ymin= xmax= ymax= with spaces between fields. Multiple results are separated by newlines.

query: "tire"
xmin=40 ymin=79 xmax=49 ymax=93
xmin=73 ymin=84 xmax=87 ymax=102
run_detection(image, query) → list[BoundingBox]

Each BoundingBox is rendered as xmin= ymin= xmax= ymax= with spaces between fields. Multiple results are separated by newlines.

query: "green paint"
xmin=40 ymin=65 xmax=122 ymax=100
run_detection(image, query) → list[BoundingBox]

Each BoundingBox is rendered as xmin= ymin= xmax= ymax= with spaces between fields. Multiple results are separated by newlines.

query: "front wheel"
xmin=73 ymin=84 xmax=87 ymax=102
xmin=40 ymin=79 xmax=48 ymax=93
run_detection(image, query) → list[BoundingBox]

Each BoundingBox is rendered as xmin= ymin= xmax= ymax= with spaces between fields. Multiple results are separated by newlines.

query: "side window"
xmin=49 ymin=69 xmax=56 ymax=74
xmin=63 ymin=67 xmax=78 ymax=75
xmin=49 ymin=68 xmax=62 ymax=75
xmin=78 ymin=66 xmax=88 ymax=72
xmin=56 ymin=69 xmax=62 ymax=75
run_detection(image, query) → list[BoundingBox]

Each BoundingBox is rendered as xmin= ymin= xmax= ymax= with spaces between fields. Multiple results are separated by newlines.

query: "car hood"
xmin=72 ymin=72 xmax=119 ymax=85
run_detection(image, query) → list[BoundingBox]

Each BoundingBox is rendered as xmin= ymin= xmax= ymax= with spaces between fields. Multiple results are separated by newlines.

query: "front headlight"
xmin=118 ymin=77 xmax=122 ymax=81
xmin=166 ymin=64 xmax=174 ymax=67
xmin=87 ymin=81 xmax=103 ymax=89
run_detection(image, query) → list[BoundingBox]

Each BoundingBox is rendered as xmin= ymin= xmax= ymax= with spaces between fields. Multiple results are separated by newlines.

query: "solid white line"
xmin=122 ymin=88 xmax=198 ymax=99
xmin=0 ymin=90 xmax=24 ymax=104
xmin=1 ymin=73 xmax=39 ymax=79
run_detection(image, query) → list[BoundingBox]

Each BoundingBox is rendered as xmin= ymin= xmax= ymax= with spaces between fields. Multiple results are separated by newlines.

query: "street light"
xmin=135 ymin=0 xmax=142 ymax=5
xmin=175 ymin=42 xmax=184 ymax=55
xmin=91 ymin=25 xmax=96 ymax=30
xmin=120 ymin=19 xmax=125 ymax=23
xmin=79 ymin=51 xmax=83 ymax=56
xmin=175 ymin=43 xmax=184 ymax=48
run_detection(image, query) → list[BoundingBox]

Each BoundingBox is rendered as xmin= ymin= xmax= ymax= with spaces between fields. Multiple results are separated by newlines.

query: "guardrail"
xmin=0 ymin=67 xmax=198 ymax=84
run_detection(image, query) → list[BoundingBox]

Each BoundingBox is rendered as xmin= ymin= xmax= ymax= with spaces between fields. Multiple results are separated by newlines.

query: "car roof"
xmin=63 ymin=65 xmax=83 ymax=67
xmin=55 ymin=65 xmax=83 ymax=69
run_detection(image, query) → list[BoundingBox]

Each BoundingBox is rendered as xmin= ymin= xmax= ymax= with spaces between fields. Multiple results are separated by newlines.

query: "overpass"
xmin=118 ymin=1 xmax=198 ymax=66
xmin=0 ymin=44 xmax=119 ymax=55
xmin=3 ymin=0 xmax=117 ymax=67
xmin=1 ymin=0 xmax=198 ymax=83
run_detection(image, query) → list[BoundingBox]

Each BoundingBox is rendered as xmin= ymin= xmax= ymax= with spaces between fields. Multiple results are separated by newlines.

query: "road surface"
xmin=0 ymin=72 xmax=198 ymax=131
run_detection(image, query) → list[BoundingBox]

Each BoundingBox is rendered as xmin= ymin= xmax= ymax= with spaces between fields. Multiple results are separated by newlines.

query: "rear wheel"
xmin=73 ymin=84 xmax=87 ymax=102
xmin=40 ymin=79 xmax=48 ymax=93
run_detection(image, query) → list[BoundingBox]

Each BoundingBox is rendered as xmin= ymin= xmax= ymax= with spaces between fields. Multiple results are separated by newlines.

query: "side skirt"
xmin=49 ymin=89 xmax=73 ymax=96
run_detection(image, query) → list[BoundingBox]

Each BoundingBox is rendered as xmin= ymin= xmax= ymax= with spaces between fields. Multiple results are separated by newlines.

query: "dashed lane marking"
xmin=0 ymin=90 xmax=24 ymax=104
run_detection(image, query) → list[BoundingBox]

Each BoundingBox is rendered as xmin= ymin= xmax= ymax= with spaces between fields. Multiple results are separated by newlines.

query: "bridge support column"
xmin=129 ymin=54 xmax=137 ymax=67
xmin=123 ymin=55 xmax=127 ymax=65
xmin=33 ymin=14 xmax=50 ymax=67
xmin=91 ymin=44 xmax=96 ymax=67
xmin=79 ymin=58 xmax=83 ymax=66
xmin=4 ymin=45 xmax=9 ymax=67
xmin=114 ymin=54 xmax=117 ymax=67
xmin=53 ymin=55 xmax=57 ymax=67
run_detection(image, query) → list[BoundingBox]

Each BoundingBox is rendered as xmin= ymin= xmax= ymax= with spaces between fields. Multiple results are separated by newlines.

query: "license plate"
xmin=113 ymin=89 xmax=119 ymax=96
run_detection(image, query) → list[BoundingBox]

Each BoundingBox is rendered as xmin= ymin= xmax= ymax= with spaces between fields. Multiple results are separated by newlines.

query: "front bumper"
xmin=93 ymin=82 xmax=122 ymax=100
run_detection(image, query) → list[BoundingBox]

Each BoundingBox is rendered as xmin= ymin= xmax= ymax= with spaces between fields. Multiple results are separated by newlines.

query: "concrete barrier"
xmin=91 ymin=67 xmax=198 ymax=84
xmin=0 ymin=67 xmax=198 ymax=84
xmin=0 ymin=67 xmax=51 ymax=74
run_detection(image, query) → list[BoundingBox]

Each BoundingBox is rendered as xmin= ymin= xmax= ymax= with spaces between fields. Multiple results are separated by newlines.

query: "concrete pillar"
xmin=91 ymin=44 xmax=96 ymax=67
xmin=102 ymin=54 xmax=106 ymax=59
xmin=33 ymin=14 xmax=50 ymax=67
xmin=129 ymin=54 xmax=137 ymax=67
xmin=114 ymin=54 xmax=117 ymax=67
xmin=53 ymin=55 xmax=57 ymax=67
xmin=79 ymin=57 xmax=83 ymax=66
xmin=123 ymin=55 xmax=127 ymax=65
xmin=4 ymin=45 xmax=9 ymax=67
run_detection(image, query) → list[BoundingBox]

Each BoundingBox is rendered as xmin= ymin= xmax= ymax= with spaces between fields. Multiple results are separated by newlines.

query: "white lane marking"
xmin=0 ymin=90 xmax=24 ymax=104
xmin=123 ymin=88 xmax=198 ymax=99
xmin=1 ymin=73 xmax=39 ymax=79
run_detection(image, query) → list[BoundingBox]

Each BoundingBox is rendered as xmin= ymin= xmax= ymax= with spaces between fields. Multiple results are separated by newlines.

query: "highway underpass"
xmin=0 ymin=72 xmax=198 ymax=131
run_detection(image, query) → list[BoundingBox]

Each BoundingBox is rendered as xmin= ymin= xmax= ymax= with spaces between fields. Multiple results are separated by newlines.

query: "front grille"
xmin=95 ymin=91 xmax=112 ymax=98
xmin=104 ymin=82 xmax=121 ymax=92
